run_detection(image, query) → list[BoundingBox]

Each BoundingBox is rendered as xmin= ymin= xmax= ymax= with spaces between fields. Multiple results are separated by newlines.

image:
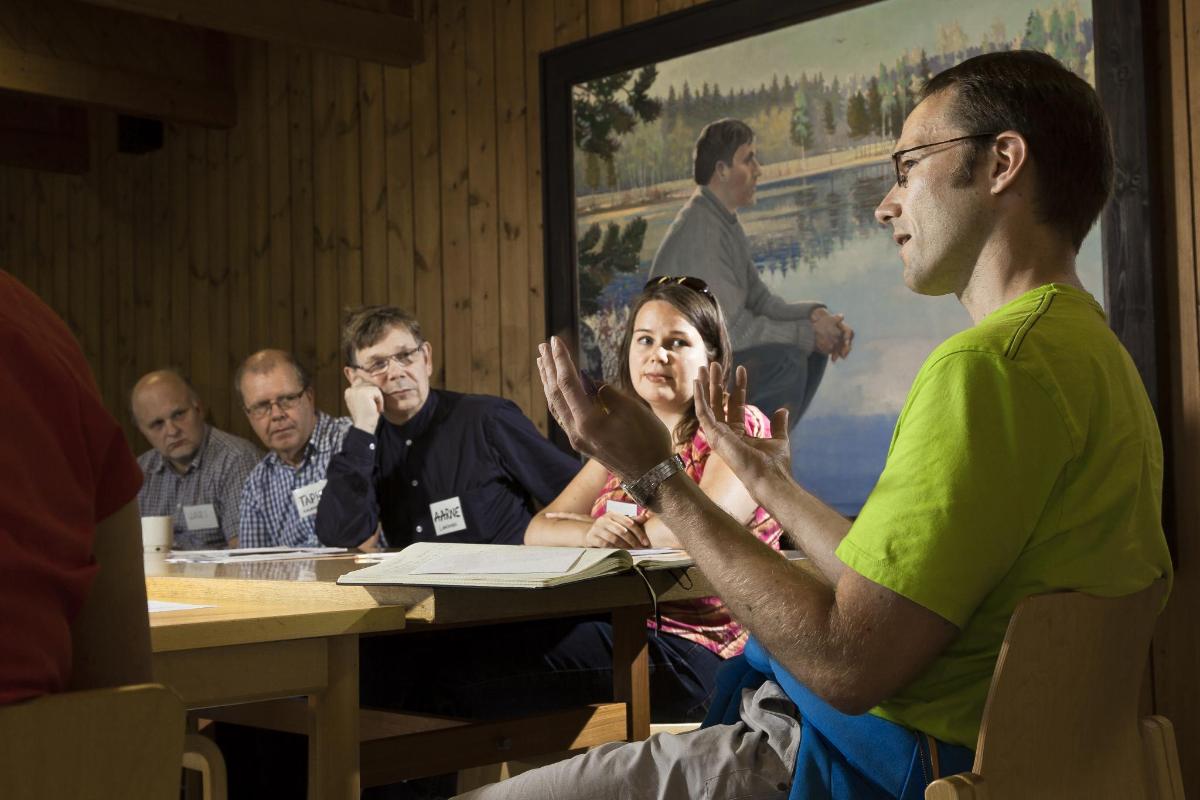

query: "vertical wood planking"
xmin=588 ymin=0 xmax=623 ymax=35
xmin=268 ymin=42 xmax=295 ymax=354
xmin=525 ymin=0 xmax=555 ymax=433
xmin=289 ymin=47 xmax=319 ymax=390
xmin=168 ymin=124 xmax=191 ymax=375
xmin=34 ymin=172 xmax=51 ymax=302
xmin=466 ymin=0 xmax=501 ymax=396
xmin=115 ymin=148 xmax=136 ymax=422
xmin=336 ymin=54 xmax=364 ymax=415
xmin=131 ymin=157 xmax=154 ymax=383
xmin=656 ymin=0 xmax=691 ymax=14
xmin=227 ymin=41 xmax=252 ymax=435
xmin=496 ymin=0 xmax=532 ymax=417
xmin=187 ymin=128 xmax=211 ymax=411
xmin=207 ymin=129 xmax=232 ymax=430
xmin=439 ymin=0 xmax=471 ymax=391
xmin=50 ymin=178 xmax=68 ymax=321
xmin=411 ymin=0 xmax=444 ymax=382
xmin=622 ymin=0 xmax=657 ymax=24
xmin=150 ymin=148 xmax=172 ymax=372
xmin=360 ymin=60 xmax=389 ymax=305
xmin=247 ymin=41 xmax=271 ymax=354
xmin=383 ymin=63 xmax=416 ymax=314
xmin=554 ymin=0 xmax=587 ymax=43
xmin=312 ymin=52 xmax=342 ymax=416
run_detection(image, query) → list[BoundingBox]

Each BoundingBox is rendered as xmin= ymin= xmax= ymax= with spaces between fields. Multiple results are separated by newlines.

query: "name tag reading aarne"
xmin=292 ymin=479 xmax=328 ymax=519
xmin=182 ymin=503 xmax=219 ymax=531
xmin=430 ymin=496 xmax=467 ymax=536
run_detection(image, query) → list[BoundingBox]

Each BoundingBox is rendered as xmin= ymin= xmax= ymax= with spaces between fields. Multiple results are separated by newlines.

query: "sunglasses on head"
xmin=644 ymin=275 xmax=716 ymax=304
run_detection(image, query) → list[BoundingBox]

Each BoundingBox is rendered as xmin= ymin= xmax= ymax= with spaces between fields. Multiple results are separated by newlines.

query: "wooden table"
xmin=145 ymin=553 xmax=721 ymax=799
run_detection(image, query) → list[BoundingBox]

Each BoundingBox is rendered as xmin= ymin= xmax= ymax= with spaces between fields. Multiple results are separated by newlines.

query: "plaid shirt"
xmin=238 ymin=413 xmax=352 ymax=548
xmin=137 ymin=426 xmax=262 ymax=549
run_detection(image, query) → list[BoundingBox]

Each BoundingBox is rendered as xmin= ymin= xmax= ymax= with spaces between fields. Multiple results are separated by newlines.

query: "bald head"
xmin=130 ymin=370 xmax=208 ymax=472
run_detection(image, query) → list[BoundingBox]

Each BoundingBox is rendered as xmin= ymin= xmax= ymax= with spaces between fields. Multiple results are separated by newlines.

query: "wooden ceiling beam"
xmin=0 ymin=41 xmax=235 ymax=128
xmin=77 ymin=0 xmax=424 ymax=67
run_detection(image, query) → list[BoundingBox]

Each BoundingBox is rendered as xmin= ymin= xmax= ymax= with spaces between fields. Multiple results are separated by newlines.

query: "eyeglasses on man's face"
xmin=353 ymin=343 xmax=425 ymax=377
xmin=891 ymin=132 xmax=998 ymax=188
xmin=645 ymin=275 xmax=717 ymax=304
xmin=245 ymin=390 xmax=307 ymax=420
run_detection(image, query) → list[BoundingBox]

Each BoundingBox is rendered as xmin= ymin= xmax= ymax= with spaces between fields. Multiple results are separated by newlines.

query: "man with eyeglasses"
xmin=234 ymin=349 xmax=353 ymax=548
xmin=130 ymin=369 xmax=260 ymax=549
xmin=315 ymin=305 xmax=580 ymax=550
xmin=458 ymin=51 xmax=1170 ymax=800
xmin=650 ymin=117 xmax=854 ymax=428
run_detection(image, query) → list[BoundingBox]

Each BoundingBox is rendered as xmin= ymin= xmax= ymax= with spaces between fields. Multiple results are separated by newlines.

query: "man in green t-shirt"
xmin=459 ymin=51 xmax=1172 ymax=800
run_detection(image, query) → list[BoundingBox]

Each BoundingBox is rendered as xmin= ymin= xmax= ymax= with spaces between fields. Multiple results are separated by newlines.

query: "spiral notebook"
xmin=335 ymin=542 xmax=693 ymax=589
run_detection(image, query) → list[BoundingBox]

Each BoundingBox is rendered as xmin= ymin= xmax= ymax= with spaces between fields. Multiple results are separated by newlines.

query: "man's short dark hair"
xmin=693 ymin=118 xmax=755 ymax=185
xmin=921 ymin=50 xmax=1114 ymax=252
xmin=341 ymin=305 xmax=423 ymax=367
xmin=233 ymin=350 xmax=312 ymax=405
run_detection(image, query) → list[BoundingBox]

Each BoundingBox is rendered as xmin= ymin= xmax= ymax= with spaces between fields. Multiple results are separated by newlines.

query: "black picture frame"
xmin=538 ymin=0 xmax=1165 ymax=524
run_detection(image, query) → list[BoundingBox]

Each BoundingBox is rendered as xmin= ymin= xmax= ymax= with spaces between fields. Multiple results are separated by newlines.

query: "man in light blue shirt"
xmin=236 ymin=350 xmax=351 ymax=548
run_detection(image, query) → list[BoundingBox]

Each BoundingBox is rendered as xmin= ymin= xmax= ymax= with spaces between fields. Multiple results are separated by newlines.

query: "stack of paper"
xmin=166 ymin=546 xmax=348 ymax=563
xmin=336 ymin=542 xmax=693 ymax=589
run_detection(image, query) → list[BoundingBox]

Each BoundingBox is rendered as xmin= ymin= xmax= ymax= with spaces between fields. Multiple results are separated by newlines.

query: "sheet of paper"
xmin=166 ymin=546 xmax=348 ymax=563
xmin=627 ymin=548 xmax=683 ymax=556
xmin=147 ymin=600 xmax=212 ymax=613
xmin=410 ymin=547 xmax=584 ymax=575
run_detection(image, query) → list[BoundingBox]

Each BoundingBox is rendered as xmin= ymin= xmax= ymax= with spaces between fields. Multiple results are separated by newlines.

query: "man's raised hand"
xmin=694 ymin=363 xmax=792 ymax=485
xmin=537 ymin=336 xmax=671 ymax=482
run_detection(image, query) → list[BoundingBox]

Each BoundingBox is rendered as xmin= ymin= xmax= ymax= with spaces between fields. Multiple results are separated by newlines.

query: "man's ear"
xmin=342 ymin=365 xmax=357 ymax=385
xmin=422 ymin=341 xmax=434 ymax=378
xmin=989 ymin=131 xmax=1029 ymax=196
xmin=713 ymin=160 xmax=730 ymax=182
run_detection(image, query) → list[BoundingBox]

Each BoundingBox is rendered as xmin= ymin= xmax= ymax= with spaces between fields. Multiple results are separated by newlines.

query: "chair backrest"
xmin=0 ymin=683 xmax=185 ymax=800
xmin=962 ymin=579 xmax=1168 ymax=800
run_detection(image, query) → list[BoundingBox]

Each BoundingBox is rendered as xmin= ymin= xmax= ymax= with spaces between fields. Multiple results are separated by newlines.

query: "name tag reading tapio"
xmin=182 ymin=503 xmax=219 ymax=531
xmin=430 ymin=496 xmax=468 ymax=536
xmin=292 ymin=479 xmax=328 ymax=519
xmin=605 ymin=500 xmax=642 ymax=518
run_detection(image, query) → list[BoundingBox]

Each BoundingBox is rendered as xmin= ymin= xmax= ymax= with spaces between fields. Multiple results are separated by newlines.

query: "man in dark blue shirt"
xmin=315 ymin=305 xmax=580 ymax=548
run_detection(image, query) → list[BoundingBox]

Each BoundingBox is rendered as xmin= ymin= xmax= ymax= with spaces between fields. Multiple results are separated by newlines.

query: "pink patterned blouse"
xmin=589 ymin=404 xmax=784 ymax=659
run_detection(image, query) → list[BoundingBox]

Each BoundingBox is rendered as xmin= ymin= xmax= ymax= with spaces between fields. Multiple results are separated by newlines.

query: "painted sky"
xmin=653 ymin=0 xmax=1091 ymax=97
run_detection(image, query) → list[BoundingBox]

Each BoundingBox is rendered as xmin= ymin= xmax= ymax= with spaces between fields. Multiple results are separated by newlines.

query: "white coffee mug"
xmin=141 ymin=515 xmax=174 ymax=553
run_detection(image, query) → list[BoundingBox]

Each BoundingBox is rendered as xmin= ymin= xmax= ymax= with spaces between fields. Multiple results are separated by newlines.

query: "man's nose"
xmin=875 ymin=185 xmax=900 ymax=225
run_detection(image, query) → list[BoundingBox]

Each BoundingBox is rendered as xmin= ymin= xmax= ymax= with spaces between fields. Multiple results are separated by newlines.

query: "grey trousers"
xmin=453 ymin=680 xmax=801 ymax=800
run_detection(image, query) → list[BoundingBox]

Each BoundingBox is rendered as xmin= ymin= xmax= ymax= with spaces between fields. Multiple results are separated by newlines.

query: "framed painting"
xmin=540 ymin=0 xmax=1160 ymax=518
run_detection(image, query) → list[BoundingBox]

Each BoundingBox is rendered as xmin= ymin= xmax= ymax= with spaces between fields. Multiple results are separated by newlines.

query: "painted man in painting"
xmin=458 ymin=51 xmax=1171 ymax=800
xmin=650 ymin=118 xmax=853 ymax=427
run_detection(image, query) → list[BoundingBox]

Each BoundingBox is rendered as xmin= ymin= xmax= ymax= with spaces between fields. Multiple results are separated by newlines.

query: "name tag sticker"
xmin=292 ymin=479 xmax=328 ymax=519
xmin=182 ymin=504 xmax=219 ymax=531
xmin=605 ymin=500 xmax=641 ymax=518
xmin=430 ymin=496 xmax=468 ymax=536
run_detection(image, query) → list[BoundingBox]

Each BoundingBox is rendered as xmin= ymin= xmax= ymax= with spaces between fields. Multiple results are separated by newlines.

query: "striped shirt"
xmin=137 ymin=426 xmax=262 ymax=549
xmin=239 ymin=413 xmax=352 ymax=548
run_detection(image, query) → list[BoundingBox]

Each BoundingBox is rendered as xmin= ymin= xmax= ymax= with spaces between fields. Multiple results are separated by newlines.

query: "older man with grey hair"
xmin=130 ymin=369 xmax=260 ymax=549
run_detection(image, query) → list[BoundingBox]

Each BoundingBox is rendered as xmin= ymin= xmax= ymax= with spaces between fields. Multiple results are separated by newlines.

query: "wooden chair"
xmin=926 ymin=579 xmax=1183 ymax=800
xmin=0 ymin=683 xmax=186 ymax=800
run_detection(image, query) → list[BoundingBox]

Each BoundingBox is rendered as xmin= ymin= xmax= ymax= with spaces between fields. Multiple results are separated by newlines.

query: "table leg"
xmin=611 ymin=606 xmax=651 ymax=741
xmin=308 ymin=635 xmax=360 ymax=800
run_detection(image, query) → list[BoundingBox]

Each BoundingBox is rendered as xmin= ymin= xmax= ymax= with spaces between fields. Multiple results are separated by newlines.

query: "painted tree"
xmin=576 ymin=217 xmax=648 ymax=315
xmin=791 ymin=89 xmax=813 ymax=157
xmin=573 ymin=66 xmax=662 ymax=186
xmin=846 ymin=91 xmax=870 ymax=139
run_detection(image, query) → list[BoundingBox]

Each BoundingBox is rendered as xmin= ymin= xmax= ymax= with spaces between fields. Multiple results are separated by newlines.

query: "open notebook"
xmin=335 ymin=542 xmax=694 ymax=589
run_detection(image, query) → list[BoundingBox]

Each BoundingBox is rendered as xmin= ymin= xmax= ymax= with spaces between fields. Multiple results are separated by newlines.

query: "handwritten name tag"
xmin=182 ymin=503 xmax=219 ymax=531
xmin=292 ymin=479 xmax=328 ymax=519
xmin=605 ymin=500 xmax=641 ymax=518
xmin=429 ymin=496 xmax=468 ymax=536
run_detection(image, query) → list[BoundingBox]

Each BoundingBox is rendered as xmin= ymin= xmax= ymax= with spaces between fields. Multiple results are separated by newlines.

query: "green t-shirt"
xmin=836 ymin=283 xmax=1172 ymax=749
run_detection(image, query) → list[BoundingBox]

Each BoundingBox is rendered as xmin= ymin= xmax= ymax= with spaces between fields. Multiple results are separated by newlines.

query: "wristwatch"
xmin=620 ymin=454 xmax=685 ymax=507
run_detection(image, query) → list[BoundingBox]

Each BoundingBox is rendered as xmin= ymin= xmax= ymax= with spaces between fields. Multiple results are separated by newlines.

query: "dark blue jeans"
xmin=734 ymin=344 xmax=828 ymax=429
xmin=360 ymin=615 xmax=724 ymax=723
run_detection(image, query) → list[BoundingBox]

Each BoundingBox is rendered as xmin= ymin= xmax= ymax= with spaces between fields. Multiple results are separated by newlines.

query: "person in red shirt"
xmin=0 ymin=270 xmax=151 ymax=703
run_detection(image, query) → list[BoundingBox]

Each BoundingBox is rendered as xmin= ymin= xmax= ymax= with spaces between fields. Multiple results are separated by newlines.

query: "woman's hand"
xmin=546 ymin=510 xmax=650 ymax=549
